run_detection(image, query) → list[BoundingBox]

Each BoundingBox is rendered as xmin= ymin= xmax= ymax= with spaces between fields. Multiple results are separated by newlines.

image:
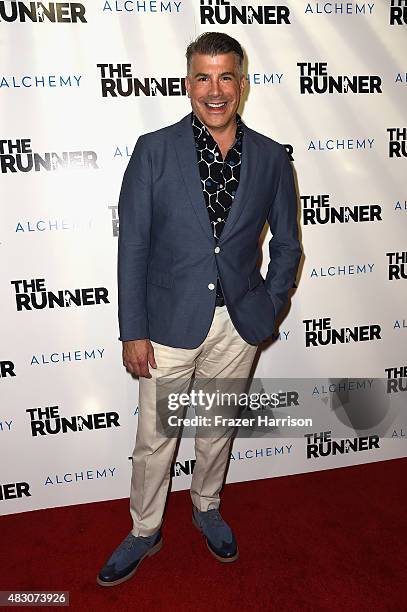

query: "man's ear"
xmin=239 ymin=74 xmax=246 ymax=95
xmin=185 ymin=76 xmax=191 ymax=98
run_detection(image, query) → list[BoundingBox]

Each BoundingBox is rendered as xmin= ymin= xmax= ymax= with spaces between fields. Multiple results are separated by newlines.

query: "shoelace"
xmin=203 ymin=509 xmax=223 ymax=526
xmin=122 ymin=535 xmax=137 ymax=550
xmin=122 ymin=533 xmax=156 ymax=550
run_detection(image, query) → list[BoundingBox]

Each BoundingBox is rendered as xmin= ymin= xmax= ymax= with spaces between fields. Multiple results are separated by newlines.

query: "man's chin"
xmin=198 ymin=110 xmax=235 ymax=130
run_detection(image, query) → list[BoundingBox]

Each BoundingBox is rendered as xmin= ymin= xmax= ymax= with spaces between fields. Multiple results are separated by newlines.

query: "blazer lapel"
xmin=218 ymin=125 xmax=259 ymax=244
xmin=174 ymin=114 xmax=215 ymax=244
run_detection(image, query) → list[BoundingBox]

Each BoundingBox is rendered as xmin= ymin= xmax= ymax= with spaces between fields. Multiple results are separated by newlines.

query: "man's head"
xmin=185 ymin=32 xmax=246 ymax=133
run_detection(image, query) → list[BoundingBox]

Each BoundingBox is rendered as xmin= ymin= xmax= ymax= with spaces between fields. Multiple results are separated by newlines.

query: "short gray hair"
xmin=186 ymin=32 xmax=244 ymax=76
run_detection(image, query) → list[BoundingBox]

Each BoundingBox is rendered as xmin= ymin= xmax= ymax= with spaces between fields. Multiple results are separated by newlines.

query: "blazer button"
xmin=208 ymin=283 xmax=215 ymax=290
xmin=214 ymin=246 xmax=220 ymax=254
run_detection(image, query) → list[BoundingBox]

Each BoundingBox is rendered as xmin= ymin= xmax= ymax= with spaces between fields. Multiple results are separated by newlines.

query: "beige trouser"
xmin=130 ymin=305 xmax=258 ymax=536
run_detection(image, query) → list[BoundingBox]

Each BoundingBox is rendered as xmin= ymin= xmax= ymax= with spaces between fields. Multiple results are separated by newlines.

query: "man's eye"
xmin=198 ymin=77 xmax=208 ymax=81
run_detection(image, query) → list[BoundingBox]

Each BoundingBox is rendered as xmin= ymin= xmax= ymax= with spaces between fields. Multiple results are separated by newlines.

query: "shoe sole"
xmin=192 ymin=515 xmax=239 ymax=563
xmin=96 ymin=538 xmax=163 ymax=587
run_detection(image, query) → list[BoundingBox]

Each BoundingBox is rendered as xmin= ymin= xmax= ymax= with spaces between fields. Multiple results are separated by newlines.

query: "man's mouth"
xmin=204 ymin=101 xmax=227 ymax=110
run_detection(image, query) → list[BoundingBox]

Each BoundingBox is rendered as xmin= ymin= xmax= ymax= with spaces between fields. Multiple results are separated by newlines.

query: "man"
xmin=97 ymin=32 xmax=301 ymax=587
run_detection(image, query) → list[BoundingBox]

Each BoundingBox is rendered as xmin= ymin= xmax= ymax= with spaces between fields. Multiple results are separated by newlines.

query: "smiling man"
xmin=97 ymin=32 xmax=302 ymax=587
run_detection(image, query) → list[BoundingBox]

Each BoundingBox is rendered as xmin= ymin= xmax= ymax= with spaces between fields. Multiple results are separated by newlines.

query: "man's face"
xmin=186 ymin=52 xmax=245 ymax=132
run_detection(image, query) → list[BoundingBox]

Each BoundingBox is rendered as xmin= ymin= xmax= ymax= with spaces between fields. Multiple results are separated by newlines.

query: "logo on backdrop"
xmin=387 ymin=251 xmax=407 ymax=279
xmin=395 ymin=199 xmax=407 ymax=212
xmin=0 ymin=360 xmax=15 ymax=378
xmin=113 ymin=145 xmax=133 ymax=160
xmin=308 ymin=137 xmax=374 ymax=152
xmin=44 ymin=466 xmax=117 ymax=486
xmin=0 ymin=139 xmax=98 ymax=173
xmin=392 ymin=427 xmax=406 ymax=438
xmin=284 ymin=144 xmax=294 ymax=161
xmin=230 ymin=445 xmax=293 ymax=460
xmin=385 ymin=365 xmax=407 ymax=393
xmin=109 ymin=205 xmax=119 ymax=237
xmin=301 ymin=194 xmax=382 ymax=225
xmin=102 ymin=0 xmax=182 ymax=14
xmin=309 ymin=263 xmax=375 ymax=279
xmin=304 ymin=430 xmax=379 ymax=458
xmin=199 ymin=0 xmax=290 ymax=25
xmin=246 ymin=71 xmax=283 ymax=86
xmin=297 ymin=62 xmax=382 ymax=94
xmin=30 ymin=347 xmax=105 ymax=366
xmin=97 ymin=64 xmax=186 ymax=97
xmin=304 ymin=3 xmax=374 ymax=16
xmin=26 ymin=405 xmax=120 ymax=437
xmin=0 ymin=1 xmax=86 ymax=22
xmin=0 ymin=419 xmax=13 ymax=433
xmin=394 ymin=317 xmax=407 ymax=333
xmin=390 ymin=0 xmax=407 ymax=24
xmin=171 ymin=459 xmax=196 ymax=477
xmin=0 ymin=74 xmax=82 ymax=89
xmin=15 ymin=217 xmax=93 ymax=234
xmin=302 ymin=317 xmax=381 ymax=347
xmin=387 ymin=128 xmax=407 ymax=157
xmin=395 ymin=72 xmax=407 ymax=86
xmin=11 ymin=278 xmax=109 ymax=311
xmin=0 ymin=482 xmax=31 ymax=501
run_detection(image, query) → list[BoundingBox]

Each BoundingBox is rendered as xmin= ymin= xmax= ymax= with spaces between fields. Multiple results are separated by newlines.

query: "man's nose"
xmin=208 ymin=78 xmax=221 ymax=97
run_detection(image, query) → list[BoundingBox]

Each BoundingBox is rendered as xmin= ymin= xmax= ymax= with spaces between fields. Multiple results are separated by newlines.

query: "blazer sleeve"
xmin=117 ymin=135 xmax=152 ymax=341
xmin=264 ymin=148 xmax=302 ymax=319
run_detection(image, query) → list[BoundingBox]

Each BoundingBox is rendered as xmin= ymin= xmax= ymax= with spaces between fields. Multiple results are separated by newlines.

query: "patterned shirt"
xmin=191 ymin=111 xmax=244 ymax=301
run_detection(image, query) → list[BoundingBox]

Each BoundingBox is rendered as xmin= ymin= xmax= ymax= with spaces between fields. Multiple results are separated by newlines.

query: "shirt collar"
xmin=191 ymin=111 xmax=243 ymax=146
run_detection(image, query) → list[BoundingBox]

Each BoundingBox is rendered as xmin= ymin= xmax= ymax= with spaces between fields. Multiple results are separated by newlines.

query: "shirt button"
xmin=208 ymin=283 xmax=215 ymax=290
xmin=214 ymin=246 xmax=220 ymax=254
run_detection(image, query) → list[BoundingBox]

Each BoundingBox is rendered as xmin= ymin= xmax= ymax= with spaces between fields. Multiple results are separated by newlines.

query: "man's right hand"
xmin=122 ymin=339 xmax=157 ymax=379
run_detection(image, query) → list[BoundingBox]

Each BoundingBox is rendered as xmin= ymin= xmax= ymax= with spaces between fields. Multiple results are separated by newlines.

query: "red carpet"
xmin=1 ymin=459 xmax=406 ymax=611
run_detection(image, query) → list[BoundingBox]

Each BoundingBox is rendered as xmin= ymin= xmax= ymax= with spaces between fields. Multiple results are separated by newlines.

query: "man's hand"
xmin=122 ymin=339 xmax=157 ymax=379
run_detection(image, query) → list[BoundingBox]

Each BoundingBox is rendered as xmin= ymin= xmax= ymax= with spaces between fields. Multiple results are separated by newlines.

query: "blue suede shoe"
xmin=97 ymin=530 xmax=162 ymax=587
xmin=192 ymin=506 xmax=239 ymax=562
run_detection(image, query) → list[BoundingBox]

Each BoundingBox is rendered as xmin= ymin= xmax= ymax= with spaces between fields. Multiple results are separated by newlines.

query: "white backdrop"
xmin=1 ymin=0 xmax=406 ymax=515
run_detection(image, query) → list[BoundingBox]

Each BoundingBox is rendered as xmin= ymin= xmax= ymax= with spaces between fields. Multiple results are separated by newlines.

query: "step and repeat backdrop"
xmin=1 ymin=0 xmax=406 ymax=515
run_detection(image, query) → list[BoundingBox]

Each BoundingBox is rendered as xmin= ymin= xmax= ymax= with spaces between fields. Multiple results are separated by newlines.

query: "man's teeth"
xmin=206 ymin=102 xmax=226 ymax=108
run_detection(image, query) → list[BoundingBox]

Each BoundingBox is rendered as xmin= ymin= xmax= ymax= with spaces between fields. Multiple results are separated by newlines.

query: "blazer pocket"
xmin=248 ymin=267 xmax=263 ymax=291
xmin=147 ymin=268 xmax=174 ymax=289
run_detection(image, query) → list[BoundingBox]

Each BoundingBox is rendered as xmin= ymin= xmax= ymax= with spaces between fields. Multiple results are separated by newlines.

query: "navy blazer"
xmin=118 ymin=113 xmax=302 ymax=348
